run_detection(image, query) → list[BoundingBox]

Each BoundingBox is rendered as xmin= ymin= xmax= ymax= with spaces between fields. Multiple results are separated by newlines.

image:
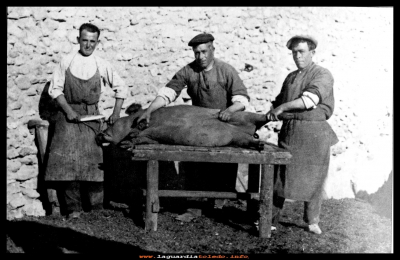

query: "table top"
xmin=131 ymin=143 xmax=292 ymax=165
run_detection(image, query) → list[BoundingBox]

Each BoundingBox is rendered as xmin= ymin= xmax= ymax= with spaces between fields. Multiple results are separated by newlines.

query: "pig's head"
xmin=95 ymin=103 xmax=145 ymax=146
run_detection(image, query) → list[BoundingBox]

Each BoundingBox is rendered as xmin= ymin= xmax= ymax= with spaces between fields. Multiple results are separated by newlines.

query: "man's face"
xmin=193 ymin=42 xmax=214 ymax=69
xmin=77 ymin=29 xmax=99 ymax=57
xmin=291 ymin=41 xmax=315 ymax=70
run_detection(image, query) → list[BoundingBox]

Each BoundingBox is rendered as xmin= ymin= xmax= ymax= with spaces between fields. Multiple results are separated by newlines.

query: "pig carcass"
xmin=96 ymin=104 xmax=270 ymax=150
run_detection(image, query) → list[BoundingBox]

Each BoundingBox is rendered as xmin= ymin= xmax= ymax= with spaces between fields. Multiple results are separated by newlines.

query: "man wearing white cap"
xmin=266 ymin=35 xmax=338 ymax=234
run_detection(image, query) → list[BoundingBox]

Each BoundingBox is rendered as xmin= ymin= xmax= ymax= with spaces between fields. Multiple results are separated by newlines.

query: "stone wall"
xmin=7 ymin=7 xmax=393 ymax=219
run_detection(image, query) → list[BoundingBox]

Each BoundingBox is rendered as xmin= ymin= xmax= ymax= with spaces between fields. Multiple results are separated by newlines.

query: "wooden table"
xmin=131 ymin=143 xmax=291 ymax=238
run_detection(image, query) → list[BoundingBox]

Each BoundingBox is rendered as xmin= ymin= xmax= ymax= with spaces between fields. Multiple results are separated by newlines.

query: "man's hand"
xmin=137 ymin=109 xmax=152 ymax=128
xmin=56 ymin=95 xmax=80 ymax=122
xmin=218 ymin=109 xmax=233 ymax=122
xmin=108 ymin=113 xmax=120 ymax=125
xmin=266 ymin=107 xmax=284 ymax=121
xmin=66 ymin=110 xmax=80 ymax=122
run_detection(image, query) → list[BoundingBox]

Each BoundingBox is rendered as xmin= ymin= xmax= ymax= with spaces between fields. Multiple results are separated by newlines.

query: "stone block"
xmin=15 ymin=76 xmax=32 ymax=90
xmin=41 ymin=19 xmax=59 ymax=36
xmin=7 ymin=148 xmax=20 ymax=159
xmin=59 ymin=41 xmax=73 ymax=54
xmin=20 ymin=17 xmax=36 ymax=30
xmin=41 ymin=36 xmax=51 ymax=47
xmin=52 ymin=28 xmax=68 ymax=41
xmin=7 ymin=182 xmax=21 ymax=198
xmin=244 ymin=18 xmax=262 ymax=30
xmin=21 ymin=188 xmax=40 ymax=199
xmin=20 ymin=177 xmax=38 ymax=190
xmin=7 ymin=58 xmax=15 ymax=66
xmin=49 ymin=42 xmax=61 ymax=54
xmin=7 ymin=160 xmax=22 ymax=173
xmin=7 ymin=169 xmax=18 ymax=184
xmin=31 ymin=7 xmax=48 ymax=21
xmin=17 ymin=64 xmax=31 ymax=75
xmin=8 ymin=22 xmax=26 ymax=38
xmin=11 ymin=110 xmax=24 ymax=120
xmin=8 ymin=35 xmax=18 ymax=46
xmin=25 ymin=86 xmax=37 ymax=97
xmin=67 ymin=30 xmax=78 ymax=43
xmin=16 ymin=164 xmax=38 ymax=181
xmin=20 ymin=155 xmax=38 ymax=165
xmin=7 ymin=7 xmax=32 ymax=19
xmin=8 ymin=192 xmax=27 ymax=209
xmin=8 ymin=88 xmax=21 ymax=103
xmin=22 ymin=198 xmax=46 ymax=217
xmin=130 ymin=84 xmax=148 ymax=96
xmin=48 ymin=10 xmax=66 ymax=21
xmin=6 ymin=207 xmax=24 ymax=220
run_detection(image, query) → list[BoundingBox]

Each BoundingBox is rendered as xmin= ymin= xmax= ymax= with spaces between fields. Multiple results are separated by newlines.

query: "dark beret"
xmin=188 ymin=33 xmax=215 ymax=47
xmin=286 ymin=35 xmax=318 ymax=50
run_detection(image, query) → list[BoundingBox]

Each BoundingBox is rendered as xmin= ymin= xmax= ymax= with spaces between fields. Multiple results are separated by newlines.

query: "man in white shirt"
xmin=46 ymin=23 xmax=128 ymax=219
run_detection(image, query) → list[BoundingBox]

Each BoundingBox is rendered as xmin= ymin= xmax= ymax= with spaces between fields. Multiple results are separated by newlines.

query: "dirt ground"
xmin=7 ymin=145 xmax=392 ymax=254
xmin=6 ymin=197 xmax=392 ymax=254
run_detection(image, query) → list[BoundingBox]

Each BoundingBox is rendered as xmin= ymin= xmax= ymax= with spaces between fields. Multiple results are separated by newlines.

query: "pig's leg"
xmin=229 ymin=112 xmax=269 ymax=130
xmin=119 ymin=135 xmax=159 ymax=151
xmin=134 ymin=136 xmax=160 ymax=145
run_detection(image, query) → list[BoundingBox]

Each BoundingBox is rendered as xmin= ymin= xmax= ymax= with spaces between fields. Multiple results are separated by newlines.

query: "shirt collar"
xmin=297 ymin=61 xmax=314 ymax=74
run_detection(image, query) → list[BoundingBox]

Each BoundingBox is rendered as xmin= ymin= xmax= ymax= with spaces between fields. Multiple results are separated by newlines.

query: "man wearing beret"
xmin=266 ymin=35 xmax=338 ymax=234
xmin=138 ymin=33 xmax=250 ymax=208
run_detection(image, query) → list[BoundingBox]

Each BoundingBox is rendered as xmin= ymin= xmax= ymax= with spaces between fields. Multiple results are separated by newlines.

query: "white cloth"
xmin=156 ymin=86 xmax=250 ymax=109
xmin=301 ymin=91 xmax=319 ymax=109
xmin=48 ymin=51 xmax=128 ymax=100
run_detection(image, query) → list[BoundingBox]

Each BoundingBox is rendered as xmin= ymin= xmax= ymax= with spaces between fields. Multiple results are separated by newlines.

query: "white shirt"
xmin=48 ymin=51 xmax=128 ymax=100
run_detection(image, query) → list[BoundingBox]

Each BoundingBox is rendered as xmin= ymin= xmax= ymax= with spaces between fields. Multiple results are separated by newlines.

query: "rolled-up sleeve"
xmin=100 ymin=58 xmax=128 ymax=99
xmin=303 ymin=68 xmax=334 ymax=103
xmin=165 ymin=67 xmax=188 ymax=98
xmin=301 ymin=91 xmax=319 ymax=109
xmin=48 ymin=57 xmax=69 ymax=99
xmin=157 ymin=86 xmax=178 ymax=105
xmin=231 ymin=95 xmax=249 ymax=109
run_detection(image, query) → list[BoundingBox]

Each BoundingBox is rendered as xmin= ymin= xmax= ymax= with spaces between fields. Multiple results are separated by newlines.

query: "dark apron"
xmin=274 ymin=68 xmax=339 ymax=201
xmin=189 ymin=69 xmax=230 ymax=110
xmin=45 ymin=60 xmax=103 ymax=182
xmin=275 ymin=119 xmax=338 ymax=201
xmin=184 ymin=67 xmax=238 ymax=192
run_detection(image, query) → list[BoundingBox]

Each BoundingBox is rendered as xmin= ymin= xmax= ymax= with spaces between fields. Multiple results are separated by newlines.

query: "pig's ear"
xmin=126 ymin=103 xmax=142 ymax=115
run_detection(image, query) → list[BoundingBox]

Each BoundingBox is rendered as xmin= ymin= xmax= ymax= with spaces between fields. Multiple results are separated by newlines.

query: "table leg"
xmin=259 ymin=164 xmax=274 ymax=238
xmin=145 ymin=160 xmax=159 ymax=231
xmin=247 ymin=164 xmax=260 ymax=221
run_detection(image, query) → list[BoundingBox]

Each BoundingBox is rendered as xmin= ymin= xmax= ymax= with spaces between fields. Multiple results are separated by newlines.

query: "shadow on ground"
xmin=6 ymin=220 xmax=156 ymax=254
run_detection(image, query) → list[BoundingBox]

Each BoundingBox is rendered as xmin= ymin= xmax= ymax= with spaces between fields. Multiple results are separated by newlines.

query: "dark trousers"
xmin=60 ymin=181 xmax=104 ymax=213
xmin=272 ymin=190 xmax=323 ymax=225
